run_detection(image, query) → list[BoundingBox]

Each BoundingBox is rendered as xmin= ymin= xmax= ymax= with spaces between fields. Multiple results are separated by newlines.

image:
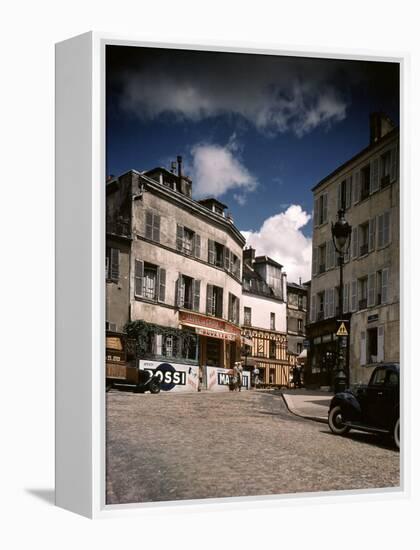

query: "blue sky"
xmin=106 ymin=46 xmax=399 ymax=282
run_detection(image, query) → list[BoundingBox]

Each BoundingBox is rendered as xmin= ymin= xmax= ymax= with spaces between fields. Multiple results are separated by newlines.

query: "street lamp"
xmin=331 ymin=209 xmax=352 ymax=393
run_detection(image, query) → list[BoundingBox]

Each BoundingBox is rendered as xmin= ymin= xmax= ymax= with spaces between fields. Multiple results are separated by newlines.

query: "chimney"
xmin=369 ymin=112 xmax=395 ymax=144
xmin=243 ymin=247 xmax=255 ymax=265
xmin=177 ymin=155 xmax=183 ymax=179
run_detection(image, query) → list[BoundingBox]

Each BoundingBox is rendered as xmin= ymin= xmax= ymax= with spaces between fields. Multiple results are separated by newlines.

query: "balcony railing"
xmin=317 ymin=311 xmax=324 ymax=321
xmin=377 ymin=293 xmax=382 ymax=305
xmin=318 ymin=264 xmax=326 ymax=274
xmin=359 ymin=298 xmax=367 ymax=310
xmin=381 ymin=174 xmax=391 ymax=188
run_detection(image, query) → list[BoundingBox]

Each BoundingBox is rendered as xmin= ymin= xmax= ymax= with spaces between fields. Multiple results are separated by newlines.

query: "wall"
xmin=242 ymin=292 xmax=287 ymax=332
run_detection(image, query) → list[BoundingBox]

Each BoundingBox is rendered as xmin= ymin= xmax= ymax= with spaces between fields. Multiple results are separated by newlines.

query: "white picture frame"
xmin=55 ymin=32 xmax=409 ymax=519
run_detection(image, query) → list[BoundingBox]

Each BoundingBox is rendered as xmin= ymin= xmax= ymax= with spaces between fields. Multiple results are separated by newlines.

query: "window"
xmin=106 ymin=247 xmax=119 ymax=281
xmin=326 ymin=240 xmax=336 ymax=270
xmin=106 ymin=321 xmax=117 ymax=332
xmin=270 ymin=312 xmax=276 ymax=330
xmin=230 ymin=252 xmax=241 ymax=279
xmin=318 ymin=244 xmax=326 ymax=273
xmin=359 ymin=222 xmax=369 ymax=256
xmin=365 ymin=327 xmax=385 ymax=366
xmin=298 ymin=295 xmax=303 ymax=309
xmin=244 ymin=307 xmax=252 ymax=326
xmin=269 ymin=340 xmax=276 ymax=359
xmin=297 ymin=342 xmax=303 ymax=354
xmin=266 ymin=265 xmax=283 ymax=297
xmin=134 ymin=260 xmax=166 ymax=303
xmin=206 ymin=284 xmax=223 ymax=318
xmin=298 ymin=319 xmax=303 ymax=332
xmin=176 ymin=275 xmax=200 ymax=311
xmin=360 ymin=165 xmax=370 ymax=200
xmin=380 ymin=150 xmax=391 ymax=187
xmin=228 ymin=293 xmax=240 ymax=324
xmin=176 ymin=225 xmax=201 ymax=258
xmin=319 ymin=193 xmax=328 ymax=225
xmin=145 ymin=210 xmax=160 ymax=242
xmin=208 ymin=240 xmax=241 ymax=278
xmin=358 ymin=277 xmax=368 ymax=310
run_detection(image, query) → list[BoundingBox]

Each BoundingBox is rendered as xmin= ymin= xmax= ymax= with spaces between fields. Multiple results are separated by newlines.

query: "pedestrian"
xmin=292 ymin=365 xmax=301 ymax=389
xmin=236 ymin=361 xmax=243 ymax=391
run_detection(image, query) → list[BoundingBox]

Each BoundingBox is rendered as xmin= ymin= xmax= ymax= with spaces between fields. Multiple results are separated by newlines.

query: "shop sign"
xmin=139 ymin=360 xmax=200 ymax=392
xmin=179 ymin=311 xmax=241 ymax=336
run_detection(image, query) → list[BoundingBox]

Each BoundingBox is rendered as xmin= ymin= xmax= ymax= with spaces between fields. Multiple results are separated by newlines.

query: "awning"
xmin=194 ymin=326 xmax=238 ymax=341
xmin=297 ymin=349 xmax=307 ymax=360
xmin=241 ymin=336 xmax=253 ymax=347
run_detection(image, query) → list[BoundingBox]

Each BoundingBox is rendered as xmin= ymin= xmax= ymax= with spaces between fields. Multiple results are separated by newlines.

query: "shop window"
xmin=206 ymin=337 xmax=221 ymax=367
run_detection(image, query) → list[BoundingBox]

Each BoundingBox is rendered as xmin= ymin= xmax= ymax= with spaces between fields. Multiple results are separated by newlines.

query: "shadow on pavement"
xmin=319 ymin=429 xmax=399 ymax=452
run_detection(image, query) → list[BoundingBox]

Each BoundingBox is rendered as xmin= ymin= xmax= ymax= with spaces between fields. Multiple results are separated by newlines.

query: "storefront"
xmin=305 ymin=314 xmax=351 ymax=389
xmin=179 ymin=311 xmax=241 ymax=389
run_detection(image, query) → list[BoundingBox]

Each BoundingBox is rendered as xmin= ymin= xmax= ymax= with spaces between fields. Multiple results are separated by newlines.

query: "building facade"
xmin=106 ymin=160 xmax=246 ymax=390
xmin=286 ymin=281 xmax=309 ymax=369
xmin=306 ymin=113 xmax=399 ymax=387
xmin=241 ymin=248 xmax=289 ymax=386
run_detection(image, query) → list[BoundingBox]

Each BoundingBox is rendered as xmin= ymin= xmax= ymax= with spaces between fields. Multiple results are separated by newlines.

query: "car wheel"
xmin=149 ymin=380 xmax=161 ymax=394
xmin=393 ymin=418 xmax=400 ymax=450
xmin=328 ymin=406 xmax=351 ymax=435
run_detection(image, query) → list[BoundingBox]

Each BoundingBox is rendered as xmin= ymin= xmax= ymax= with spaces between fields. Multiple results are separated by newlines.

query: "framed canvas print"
xmin=55 ymin=32 xmax=407 ymax=518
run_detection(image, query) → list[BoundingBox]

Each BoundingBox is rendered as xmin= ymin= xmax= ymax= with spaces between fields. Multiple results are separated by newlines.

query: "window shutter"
xmin=381 ymin=268 xmax=389 ymax=304
xmin=351 ymin=280 xmax=357 ymax=312
xmin=367 ymin=273 xmax=375 ymax=307
xmin=377 ymin=326 xmax=385 ymax=362
xmin=228 ymin=294 xmax=233 ymax=322
xmin=105 ymin=255 xmax=109 ymax=279
xmin=353 ymin=171 xmax=360 ymax=204
xmin=370 ymin=157 xmax=380 ymax=193
xmin=235 ymin=298 xmax=240 ymax=325
xmin=390 ymin=145 xmax=398 ymax=182
xmin=206 ymin=284 xmax=213 ymax=315
xmin=377 ymin=214 xmax=384 ymax=248
xmin=193 ymin=279 xmax=200 ymax=311
xmin=208 ymin=240 xmax=215 ymax=264
xmin=360 ymin=331 xmax=366 ymax=366
xmin=134 ymin=260 xmax=144 ymax=297
xmin=145 ymin=211 xmax=153 ymax=239
xmin=337 ymin=182 xmax=341 ymax=210
xmin=158 ymin=268 xmax=166 ymax=303
xmin=368 ymin=218 xmax=376 ymax=252
xmin=110 ymin=248 xmax=119 ymax=280
xmin=322 ymin=192 xmax=328 ymax=224
xmin=176 ymin=224 xmax=184 ymax=251
xmin=325 ymin=288 xmax=331 ymax=318
xmin=155 ymin=334 xmax=162 ymax=356
xmin=343 ymin=283 xmax=349 ymax=313
xmin=224 ymin=247 xmax=230 ymax=271
xmin=383 ymin=210 xmax=391 ymax=246
xmin=194 ymin=233 xmax=201 ymax=259
xmin=152 ymin=214 xmax=160 ymax=242
xmin=312 ymin=246 xmax=318 ymax=276
xmin=346 ymin=175 xmax=352 ymax=209
xmin=314 ymin=198 xmax=319 ymax=227
xmin=332 ymin=287 xmax=336 ymax=317
xmin=217 ymin=290 xmax=223 ymax=318
xmin=351 ymin=226 xmax=359 ymax=259
xmin=310 ymin=295 xmax=316 ymax=323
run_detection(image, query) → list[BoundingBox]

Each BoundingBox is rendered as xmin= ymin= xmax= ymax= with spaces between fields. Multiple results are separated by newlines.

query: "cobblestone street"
xmin=106 ymin=390 xmax=400 ymax=505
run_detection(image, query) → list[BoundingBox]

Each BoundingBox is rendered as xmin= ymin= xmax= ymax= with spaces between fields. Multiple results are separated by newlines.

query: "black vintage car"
xmin=328 ymin=363 xmax=400 ymax=449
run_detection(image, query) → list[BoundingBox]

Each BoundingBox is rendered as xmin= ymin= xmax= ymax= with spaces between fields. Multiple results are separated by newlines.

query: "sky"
xmin=106 ymin=46 xmax=399 ymax=283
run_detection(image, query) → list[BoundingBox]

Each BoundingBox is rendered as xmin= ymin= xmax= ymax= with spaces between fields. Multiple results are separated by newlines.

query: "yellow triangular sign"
xmin=336 ymin=322 xmax=348 ymax=336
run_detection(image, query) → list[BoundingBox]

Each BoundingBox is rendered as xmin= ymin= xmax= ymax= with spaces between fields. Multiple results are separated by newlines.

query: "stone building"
xmin=286 ymin=281 xmax=309 ymax=368
xmin=106 ymin=158 xmax=246 ymax=390
xmin=306 ymin=113 xmax=399 ymax=387
xmin=241 ymin=248 xmax=289 ymax=386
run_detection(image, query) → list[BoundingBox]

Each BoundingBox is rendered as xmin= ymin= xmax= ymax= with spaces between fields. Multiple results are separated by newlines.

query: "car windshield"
xmin=371 ymin=368 xmax=387 ymax=385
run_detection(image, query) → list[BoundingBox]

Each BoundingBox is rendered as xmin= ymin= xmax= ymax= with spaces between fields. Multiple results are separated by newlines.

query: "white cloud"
xmin=190 ymin=137 xmax=258 ymax=201
xmin=242 ymin=205 xmax=312 ymax=283
xmin=120 ymin=57 xmax=347 ymax=138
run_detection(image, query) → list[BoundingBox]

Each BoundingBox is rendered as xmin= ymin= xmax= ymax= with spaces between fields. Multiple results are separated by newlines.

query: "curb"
xmin=280 ymin=393 xmax=329 ymax=425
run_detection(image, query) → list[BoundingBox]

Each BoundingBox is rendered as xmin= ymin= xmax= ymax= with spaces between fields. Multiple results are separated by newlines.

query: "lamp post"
xmin=331 ymin=209 xmax=352 ymax=393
